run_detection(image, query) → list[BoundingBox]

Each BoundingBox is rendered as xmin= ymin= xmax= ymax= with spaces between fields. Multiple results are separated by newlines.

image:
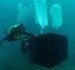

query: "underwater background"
xmin=0 ymin=0 xmax=75 ymax=70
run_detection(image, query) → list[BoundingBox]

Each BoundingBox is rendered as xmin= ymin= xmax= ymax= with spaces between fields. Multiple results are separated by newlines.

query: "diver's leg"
xmin=0 ymin=35 xmax=9 ymax=48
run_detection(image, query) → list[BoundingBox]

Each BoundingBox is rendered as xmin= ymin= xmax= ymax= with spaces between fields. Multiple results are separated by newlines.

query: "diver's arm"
xmin=19 ymin=32 xmax=35 ymax=54
xmin=23 ymin=32 xmax=36 ymax=38
xmin=20 ymin=40 xmax=29 ymax=54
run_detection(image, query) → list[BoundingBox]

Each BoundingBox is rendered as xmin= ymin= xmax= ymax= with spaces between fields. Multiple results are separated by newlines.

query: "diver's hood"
xmin=8 ymin=24 xmax=20 ymax=34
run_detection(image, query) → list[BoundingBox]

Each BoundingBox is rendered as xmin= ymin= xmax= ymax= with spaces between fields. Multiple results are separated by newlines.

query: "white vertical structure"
xmin=34 ymin=0 xmax=48 ymax=33
xmin=50 ymin=4 xmax=63 ymax=29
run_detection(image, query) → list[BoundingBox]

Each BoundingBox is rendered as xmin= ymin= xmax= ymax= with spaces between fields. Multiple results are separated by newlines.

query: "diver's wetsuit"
xmin=0 ymin=31 xmax=35 ymax=54
xmin=0 ymin=24 xmax=36 ymax=54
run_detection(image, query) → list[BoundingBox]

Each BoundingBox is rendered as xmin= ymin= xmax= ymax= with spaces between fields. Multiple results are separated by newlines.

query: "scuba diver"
xmin=0 ymin=24 xmax=35 ymax=54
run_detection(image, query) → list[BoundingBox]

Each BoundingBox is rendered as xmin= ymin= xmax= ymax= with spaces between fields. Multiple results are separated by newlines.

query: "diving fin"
xmin=0 ymin=40 xmax=3 ymax=48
